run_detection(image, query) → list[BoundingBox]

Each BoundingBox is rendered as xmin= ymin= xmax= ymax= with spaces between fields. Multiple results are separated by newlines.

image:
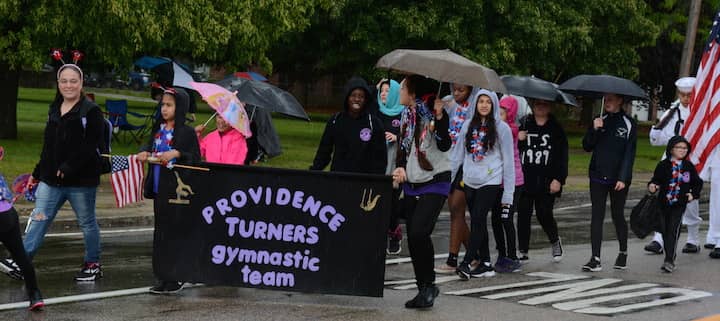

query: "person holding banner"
xmin=136 ymin=87 xmax=200 ymax=294
xmin=451 ymin=89 xmax=515 ymax=279
xmin=392 ymin=75 xmax=451 ymax=309
xmin=310 ymin=77 xmax=387 ymax=174
xmin=645 ymin=77 xmax=703 ymax=255
xmin=582 ymin=93 xmax=637 ymax=272
xmin=194 ymin=115 xmax=248 ymax=165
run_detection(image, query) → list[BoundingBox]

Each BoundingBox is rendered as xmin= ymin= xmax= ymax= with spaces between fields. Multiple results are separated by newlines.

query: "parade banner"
xmin=153 ymin=163 xmax=392 ymax=297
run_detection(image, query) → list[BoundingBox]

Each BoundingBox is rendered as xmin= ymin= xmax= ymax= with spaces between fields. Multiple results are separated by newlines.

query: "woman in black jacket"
xmin=137 ymin=87 xmax=200 ymax=294
xmin=310 ymin=77 xmax=387 ymax=174
xmin=581 ymin=93 xmax=637 ymax=272
xmin=0 ymin=64 xmax=106 ymax=283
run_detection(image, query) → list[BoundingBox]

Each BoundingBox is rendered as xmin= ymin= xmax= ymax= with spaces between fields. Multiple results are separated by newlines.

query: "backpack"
xmin=79 ymin=103 xmax=113 ymax=174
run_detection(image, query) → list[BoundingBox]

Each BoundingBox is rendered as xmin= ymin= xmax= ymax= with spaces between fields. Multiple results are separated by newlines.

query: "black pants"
xmin=0 ymin=208 xmax=39 ymax=295
xmin=388 ymin=188 xmax=403 ymax=232
xmin=517 ymin=191 xmax=560 ymax=253
xmin=463 ymin=185 xmax=501 ymax=265
xmin=590 ymin=182 xmax=629 ymax=258
xmin=491 ymin=186 xmax=522 ymax=259
xmin=403 ymin=192 xmax=446 ymax=286
xmin=661 ymin=205 xmax=685 ymax=264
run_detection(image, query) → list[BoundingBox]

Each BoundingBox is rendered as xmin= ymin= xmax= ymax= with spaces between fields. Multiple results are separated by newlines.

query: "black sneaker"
xmin=455 ymin=263 xmax=472 ymax=280
xmin=74 ymin=262 xmax=102 ymax=282
xmin=404 ymin=284 xmax=439 ymax=309
xmin=582 ymin=257 xmax=602 ymax=272
xmin=387 ymin=237 xmax=401 ymax=255
xmin=704 ymin=243 xmax=716 ymax=250
xmin=0 ymin=258 xmax=23 ymax=280
xmin=551 ymin=239 xmax=563 ymax=262
xmin=644 ymin=241 xmax=663 ymax=254
xmin=150 ymin=281 xmax=185 ymax=294
xmin=469 ymin=262 xmax=496 ymax=278
xmin=613 ymin=253 xmax=628 ymax=270
xmin=710 ymin=248 xmax=720 ymax=259
xmin=682 ymin=243 xmax=700 ymax=253
xmin=661 ymin=262 xmax=675 ymax=273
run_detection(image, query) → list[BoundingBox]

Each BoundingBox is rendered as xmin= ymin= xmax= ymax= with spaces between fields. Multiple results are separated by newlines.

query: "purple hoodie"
xmin=500 ymin=96 xmax=525 ymax=187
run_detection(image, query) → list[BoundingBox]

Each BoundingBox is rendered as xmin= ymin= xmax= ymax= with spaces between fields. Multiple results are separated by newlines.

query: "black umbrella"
xmin=216 ymin=77 xmax=309 ymax=121
xmin=558 ymin=74 xmax=648 ymax=100
xmin=501 ymin=75 xmax=577 ymax=106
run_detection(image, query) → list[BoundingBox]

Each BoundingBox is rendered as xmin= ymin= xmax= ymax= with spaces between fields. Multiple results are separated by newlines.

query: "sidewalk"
xmin=11 ymin=172 xmax=667 ymax=234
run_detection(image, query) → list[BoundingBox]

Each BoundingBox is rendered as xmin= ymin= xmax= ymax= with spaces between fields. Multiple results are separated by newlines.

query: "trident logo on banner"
xmin=169 ymin=172 xmax=195 ymax=205
xmin=360 ymin=189 xmax=381 ymax=212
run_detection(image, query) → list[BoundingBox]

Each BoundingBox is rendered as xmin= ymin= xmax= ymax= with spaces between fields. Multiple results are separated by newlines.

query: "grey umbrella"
xmin=558 ymin=74 xmax=647 ymax=100
xmin=501 ymin=75 xmax=577 ymax=106
xmin=216 ymin=77 xmax=310 ymax=121
xmin=375 ymin=49 xmax=506 ymax=93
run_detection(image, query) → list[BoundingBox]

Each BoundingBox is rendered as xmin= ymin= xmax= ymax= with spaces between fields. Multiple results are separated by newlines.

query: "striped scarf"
xmin=666 ymin=160 xmax=682 ymax=205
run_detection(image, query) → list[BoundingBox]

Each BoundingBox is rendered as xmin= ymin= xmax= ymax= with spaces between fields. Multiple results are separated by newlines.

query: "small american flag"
xmin=683 ymin=10 xmax=720 ymax=173
xmin=110 ymin=155 xmax=144 ymax=208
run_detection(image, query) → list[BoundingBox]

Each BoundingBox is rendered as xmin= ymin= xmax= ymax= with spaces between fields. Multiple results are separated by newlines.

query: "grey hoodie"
xmin=452 ymin=89 xmax=515 ymax=204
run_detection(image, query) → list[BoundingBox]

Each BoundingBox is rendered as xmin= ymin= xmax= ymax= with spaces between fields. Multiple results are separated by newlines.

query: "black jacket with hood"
xmin=649 ymin=136 xmax=703 ymax=207
xmin=519 ymin=114 xmax=569 ymax=195
xmin=582 ymin=111 xmax=637 ymax=184
xmin=141 ymin=88 xmax=200 ymax=199
xmin=310 ymin=77 xmax=387 ymax=174
xmin=33 ymin=95 xmax=105 ymax=187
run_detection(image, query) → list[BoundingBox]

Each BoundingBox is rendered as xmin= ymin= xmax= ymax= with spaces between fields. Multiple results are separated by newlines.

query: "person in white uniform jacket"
xmin=646 ymin=77 xmax=704 ymax=255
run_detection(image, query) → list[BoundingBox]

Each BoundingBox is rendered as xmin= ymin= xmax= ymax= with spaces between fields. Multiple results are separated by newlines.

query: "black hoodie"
xmin=649 ymin=136 xmax=703 ymax=207
xmin=582 ymin=111 xmax=637 ymax=183
xmin=141 ymin=88 xmax=200 ymax=199
xmin=310 ymin=77 xmax=387 ymax=174
xmin=519 ymin=114 xmax=569 ymax=195
xmin=33 ymin=95 xmax=105 ymax=187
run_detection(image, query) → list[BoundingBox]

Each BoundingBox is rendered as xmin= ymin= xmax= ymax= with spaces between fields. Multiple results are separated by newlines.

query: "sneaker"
xmin=28 ymin=290 xmax=44 ymax=311
xmin=404 ymin=284 xmax=439 ymax=309
xmin=551 ymin=239 xmax=563 ymax=262
xmin=682 ymin=243 xmax=700 ymax=254
xmin=0 ymin=258 xmax=23 ymax=280
xmin=704 ymin=243 xmax=716 ymax=250
xmin=386 ymin=227 xmax=402 ymax=255
xmin=582 ymin=257 xmax=602 ymax=272
xmin=518 ymin=251 xmax=529 ymax=261
xmin=494 ymin=257 xmax=511 ymax=273
xmin=661 ymin=262 xmax=675 ymax=273
xmin=506 ymin=259 xmax=522 ymax=273
xmin=710 ymin=248 xmax=720 ymax=259
xmin=74 ymin=262 xmax=102 ymax=282
xmin=434 ymin=263 xmax=457 ymax=274
xmin=470 ymin=262 xmax=496 ymax=277
xmin=613 ymin=253 xmax=628 ymax=270
xmin=644 ymin=241 xmax=663 ymax=254
xmin=149 ymin=281 xmax=185 ymax=294
xmin=455 ymin=263 xmax=472 ymax=280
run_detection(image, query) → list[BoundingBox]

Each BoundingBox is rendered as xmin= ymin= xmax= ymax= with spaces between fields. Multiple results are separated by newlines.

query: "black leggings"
xmin=463 ymin=185 xmax=501 ymax=265
xmin=403 ymin=192 xmax=446 ymax=286
xmin=0 ymin=208 xmax=40 ymax=296
xmin=590 ymin=182 xmax=629 ymax=258
xmin=661 ymin=205 xmax=685 ymax=264
xmin=491 ymin=187 xmax=522 ymax=259
xmin=388 ymin=188 xmax=403 ymax=232
xmin=517 ymin=191 xmax=560 ymax=253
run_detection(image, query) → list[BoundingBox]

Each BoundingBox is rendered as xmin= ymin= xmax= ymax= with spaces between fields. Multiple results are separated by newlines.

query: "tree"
xmin=270 ymin=1 xmax=659 ymax=86
xmin=0 ymin=0 xmax=340 ymax=138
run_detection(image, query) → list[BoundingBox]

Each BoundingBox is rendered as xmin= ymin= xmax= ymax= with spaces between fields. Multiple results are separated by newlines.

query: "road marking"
xmin=386 ymin=275 xmax=461 ymax=290
xmin=0 ymin=287 xmax=150 ymax=311
xmin=554 ymin=203 xmax=593 ymax=211
xmin=444 ymin=272 xmax=589 ymax=296
xmin=45 ymin=228 xmax=154 ymax=238
xmin=385 ymin=252 xmax=465 ymax=265
xmin=553 ymin=287 xmax=713 ymax=315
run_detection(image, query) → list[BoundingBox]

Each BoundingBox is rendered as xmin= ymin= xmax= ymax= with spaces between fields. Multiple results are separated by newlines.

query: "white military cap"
xmin=675 ymin=77 xmax=696 ymax=93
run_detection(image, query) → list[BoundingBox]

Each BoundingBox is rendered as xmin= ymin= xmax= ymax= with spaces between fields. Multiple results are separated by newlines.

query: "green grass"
xmin=0 ymin=87 xmax=666 ymax=183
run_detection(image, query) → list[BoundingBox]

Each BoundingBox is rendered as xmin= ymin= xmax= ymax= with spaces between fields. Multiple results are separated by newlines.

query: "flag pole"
xmin=101 ymin=154 xmax=210 ymax=172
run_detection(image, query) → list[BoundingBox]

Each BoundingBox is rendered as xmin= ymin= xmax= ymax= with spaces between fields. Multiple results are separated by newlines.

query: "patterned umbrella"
xmin=189 ymin=81 xmax=252 ymax=137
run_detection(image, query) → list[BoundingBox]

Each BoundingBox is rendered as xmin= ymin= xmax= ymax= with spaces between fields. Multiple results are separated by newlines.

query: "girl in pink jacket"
xmin=195 ymin=115 xmax=248 ymax=165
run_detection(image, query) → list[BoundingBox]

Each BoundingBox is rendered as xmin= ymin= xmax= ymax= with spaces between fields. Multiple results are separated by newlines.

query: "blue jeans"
xmin=24 ymin=182 xmax=101 ymax=263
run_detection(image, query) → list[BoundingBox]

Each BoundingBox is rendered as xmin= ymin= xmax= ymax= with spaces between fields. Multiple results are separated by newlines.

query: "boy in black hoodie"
xmin=310 ymin=77 xmax=387 ymax=174
xmin=648 ymin=136 xmax=702 ymax=273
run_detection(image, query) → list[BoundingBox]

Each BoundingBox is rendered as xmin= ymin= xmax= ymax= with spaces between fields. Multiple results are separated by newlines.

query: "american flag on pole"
xmin=110 ymin=155 xmax=144 ymax=208
xmin=682 ymin=10 xmax=720 ymax=174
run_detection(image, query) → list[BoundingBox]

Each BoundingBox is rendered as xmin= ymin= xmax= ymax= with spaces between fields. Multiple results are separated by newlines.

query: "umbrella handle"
xmin=202 ymin=112 xmax=218 ymax=127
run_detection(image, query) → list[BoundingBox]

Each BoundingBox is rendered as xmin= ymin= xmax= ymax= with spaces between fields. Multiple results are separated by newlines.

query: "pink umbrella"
xmin=189 ymin=81 xmax=251 ymax=137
